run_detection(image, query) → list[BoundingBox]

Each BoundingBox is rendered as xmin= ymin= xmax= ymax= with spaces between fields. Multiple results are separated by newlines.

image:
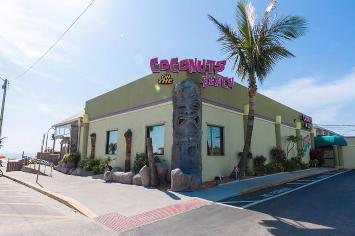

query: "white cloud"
xmin=261 ymin=68 xmax=355 ymax=124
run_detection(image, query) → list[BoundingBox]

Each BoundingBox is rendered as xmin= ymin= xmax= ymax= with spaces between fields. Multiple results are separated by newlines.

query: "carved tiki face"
xmin=173 ymin=79 xmax=202 ymax=145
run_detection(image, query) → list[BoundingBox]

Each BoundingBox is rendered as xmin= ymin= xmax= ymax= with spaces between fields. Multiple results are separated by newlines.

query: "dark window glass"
xmin=106 ymin=130 xmax=118 ymax=155
xmin=146 ymin=125 xmax=165 ymax=155
xmin=207 ymin=125 xmax=224 ymax=156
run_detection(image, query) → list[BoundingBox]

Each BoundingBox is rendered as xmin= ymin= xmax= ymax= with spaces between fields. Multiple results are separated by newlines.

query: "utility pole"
xmin=0 ymin=78 xmax=8 ymax=140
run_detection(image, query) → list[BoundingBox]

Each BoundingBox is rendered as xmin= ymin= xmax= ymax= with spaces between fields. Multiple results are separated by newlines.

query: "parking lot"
xmin=123 ymin=170 xmax=355 ymax=236
xmin=218 ymin=169 xmax=349 ymax=209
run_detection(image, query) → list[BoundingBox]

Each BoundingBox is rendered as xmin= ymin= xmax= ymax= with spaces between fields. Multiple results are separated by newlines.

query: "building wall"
xmin=281 ymin=125 xmax=298 ymax=158
xmin=343 ymin=137 xmax=355 ymax=169
xmin=87 ymin=102 xmax=173 ymax=169
xmin=251 ymin=118 xmax=276 ymax=162
xmin=201 ymin=103 xmax=244 ymax=181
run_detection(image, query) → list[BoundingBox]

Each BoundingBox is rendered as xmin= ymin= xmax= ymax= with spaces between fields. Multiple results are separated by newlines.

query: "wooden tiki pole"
xmin=146 ymin=137 xmax=158 ymax=187
xmin=124 ymin=129 xmax=132 ymax=172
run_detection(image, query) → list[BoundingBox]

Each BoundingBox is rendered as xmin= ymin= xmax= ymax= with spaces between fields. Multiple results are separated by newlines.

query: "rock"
xmin=75 ymin=168 xmax=93 ymax=176
xmin=166 ymin=170 xmax=171 ymax=183
xmin=156 ymin=162 xmax=169 ymax=175
xmin=104 ymin=170 xmax=113 ymax=182
xmin=64 ymin=161 xmax=76 ymax=169
xmin=170 ymin=168 xmax=199 ymax=191
xmin=62 ymin=167 xmax=70 ymax=174
xmin=139 ymin=165 xmax=150 ymax=187
xmin=156 ymin=162 xmax=169 ymax=184
xmin=112 ymin=172 xmax=134 ymax=184
xmin=132 ymin=174 xmax=142 ymax=186
xmin=112 ymin=167 xmax=122 ymax=172
xmin=68 ymin=168 xmax=76 ymax=175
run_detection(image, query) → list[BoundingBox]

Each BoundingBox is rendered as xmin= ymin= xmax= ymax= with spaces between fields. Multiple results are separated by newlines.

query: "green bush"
xmin=284 ymin=157 xmax=309 ymax=171
xmin=61 ymin=153 xmax=81 ymax=164
xmin=133 ymin=153 xmax=161 ymax=173
xmin=265 ymin=162 xmax=284 ymax=174
xmin=309 ymin=159 xmax=319 ymax=168
xmin=284 ymin=158 xmax=299 ymax=172
xmin=78 ymin=158 xmax=111 ymax=174
xmin=310 ymin=149 xmax=323 ymax=165
xmin=253 ymin=155 xmax=266 ymax=176
xmin=270 ymin=147 xmax=287 ymax=165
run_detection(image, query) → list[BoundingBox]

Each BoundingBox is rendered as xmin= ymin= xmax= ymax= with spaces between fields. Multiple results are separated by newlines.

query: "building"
xmin=68 ymin=70 xmax=321 ymax=182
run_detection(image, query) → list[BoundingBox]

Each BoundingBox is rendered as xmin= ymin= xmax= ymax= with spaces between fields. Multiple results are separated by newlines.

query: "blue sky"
xmin=1 ymin=0 xmax=355 ymax=153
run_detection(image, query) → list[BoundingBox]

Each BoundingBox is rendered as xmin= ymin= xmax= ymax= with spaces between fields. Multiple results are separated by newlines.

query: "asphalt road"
xmin=0 ymin=177 xmax=113 ymax=236
xmin=122 ymin=170 xmax=355 ymax=236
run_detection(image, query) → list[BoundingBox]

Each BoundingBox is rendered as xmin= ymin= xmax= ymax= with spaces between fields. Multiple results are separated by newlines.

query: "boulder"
xmin=68 ymin=168 xmax=76 ymax=175
xmin=104 ymin=170 xmax=113 ymax=182
xmin=139 ymin=165 xmax=150 ymax=187
xmin=112 ymin=172 xmax=134 ymax=184
xmin=132 ymin=174 xmax=142 ymax=186
xmin=166 ymin=170 xmax=171 ymax=183
xmin=75 ymin=168 xmax=93 ymax=177
xmin=62 ymin=167 xmax=70 ymax=174
xmin=156 ymin=162 xmax=169 ymax=184
xmin=112 ymin=167 xmax=122 ymax=172
xmin=64 ymin=161 xmax=76 ymax=169
xmin=170 ymin=168 xmax=199 ymax=191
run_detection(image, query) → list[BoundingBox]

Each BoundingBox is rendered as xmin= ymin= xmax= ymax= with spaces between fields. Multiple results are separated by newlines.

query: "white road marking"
xmin=220 ymin=200 xmax=255 ymax=204
xmin=241 ymin=170 xmax=350 ymax=209
xmin=295 ymin=179 xmax=315 ymax=182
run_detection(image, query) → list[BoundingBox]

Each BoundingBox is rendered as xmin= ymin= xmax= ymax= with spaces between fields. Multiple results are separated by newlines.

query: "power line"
xmin=13 ymin=0 xmax=95 ymax=81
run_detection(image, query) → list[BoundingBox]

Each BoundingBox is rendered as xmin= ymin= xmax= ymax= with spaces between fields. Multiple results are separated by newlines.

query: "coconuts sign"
xmin=150 ymin=57 xmax=235 ymax=89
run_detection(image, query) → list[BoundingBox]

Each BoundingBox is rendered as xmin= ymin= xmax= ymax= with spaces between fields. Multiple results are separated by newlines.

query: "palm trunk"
xmin=240 ymin=75 xmax=257 ymax=177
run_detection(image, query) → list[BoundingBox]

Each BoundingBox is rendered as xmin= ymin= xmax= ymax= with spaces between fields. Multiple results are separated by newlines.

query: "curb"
xmin=239 ymin=168 xmax=336 ymax=196
xmin=3 ymin=174 xmax=97 ymax=219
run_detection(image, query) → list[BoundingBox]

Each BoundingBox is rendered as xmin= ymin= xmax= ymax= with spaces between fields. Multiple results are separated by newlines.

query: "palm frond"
xmin=208 ymin=14 xmax=249 ymax=80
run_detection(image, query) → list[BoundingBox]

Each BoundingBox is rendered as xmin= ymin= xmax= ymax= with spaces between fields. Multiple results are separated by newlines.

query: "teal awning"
xmin=314 ymin=135 xmax=348 ymax=147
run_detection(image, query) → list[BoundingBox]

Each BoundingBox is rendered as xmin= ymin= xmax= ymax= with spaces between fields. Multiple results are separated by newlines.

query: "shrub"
xmin=253 ymin=155 xmax=266 ymax=176
xmin=79 ymin=157 xmax=111 ymax=174
xmin=265 ymin=162 xmax=284 ymax=174
xmin=270 ymin=147 xmax=287 ymax=165
xmin=309 ymin=159 xmax=319 ymax=168
xmin=284 ymin=157 xmax=309 ymax=171
xmin=310 ymin=149 xmax=323 ymax=165
xmin=133 ymin=153 xmax=161 ymax=173
xmin=61 ymin=153 xmax=81 ymax=165
xmin=284 ymin=158 xmax=299 ymax=172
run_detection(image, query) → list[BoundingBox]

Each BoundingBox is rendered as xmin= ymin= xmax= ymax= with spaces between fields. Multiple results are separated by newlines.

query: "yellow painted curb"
xmin=240 ymin=168 xmax=337 ymax=195
xmin=3 ymin=174 xmax=97 ymax=219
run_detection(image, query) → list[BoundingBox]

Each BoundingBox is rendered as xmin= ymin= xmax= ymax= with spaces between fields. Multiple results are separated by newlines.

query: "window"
xmin=207 ymin=125 xmax=224 ymax=156
xmin=106 ymin=130 xmax=118 ymax=155
xmin=146 ymin=125 xmax=165 ymax=155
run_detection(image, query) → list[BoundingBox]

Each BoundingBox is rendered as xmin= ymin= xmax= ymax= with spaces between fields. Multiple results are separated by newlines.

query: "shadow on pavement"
xmin=253 ymin=171 xmax=355 ymax=236
xmin=158 ymin=189 xmax=181 ymax=200
xmin=259 ymin=216 xmax=336 ymax=236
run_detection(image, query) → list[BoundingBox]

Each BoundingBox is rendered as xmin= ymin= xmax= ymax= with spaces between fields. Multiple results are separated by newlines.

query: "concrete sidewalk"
xmin=0 ymin=165 xmax=334 ymax=220
xmin=0 ymin=166 xmax=192 ymax=219
xmin=180 ymin=167 xmax=335 ymax=201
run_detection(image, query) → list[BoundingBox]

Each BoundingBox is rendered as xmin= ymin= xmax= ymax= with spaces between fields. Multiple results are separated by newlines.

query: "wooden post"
xmin=146 ymin=137 xmax=158 ymax=187
xmin=90 ymin=133 xmax=96 ymax=159
xmin=124 ymin=129 xmax=132 ymax=172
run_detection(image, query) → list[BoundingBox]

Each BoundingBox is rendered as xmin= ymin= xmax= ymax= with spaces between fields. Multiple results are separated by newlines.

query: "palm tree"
xmin=209 ymin=0 xmax=307 ymax=177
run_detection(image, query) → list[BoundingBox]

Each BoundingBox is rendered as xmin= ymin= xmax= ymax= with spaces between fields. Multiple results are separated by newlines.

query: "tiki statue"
xmin=172 ymin=79 xmax=202 ymax=189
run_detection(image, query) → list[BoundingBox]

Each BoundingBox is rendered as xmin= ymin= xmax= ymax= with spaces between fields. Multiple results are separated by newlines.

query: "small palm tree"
xmin=209 ymin=0 xmax=307 ymax=177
